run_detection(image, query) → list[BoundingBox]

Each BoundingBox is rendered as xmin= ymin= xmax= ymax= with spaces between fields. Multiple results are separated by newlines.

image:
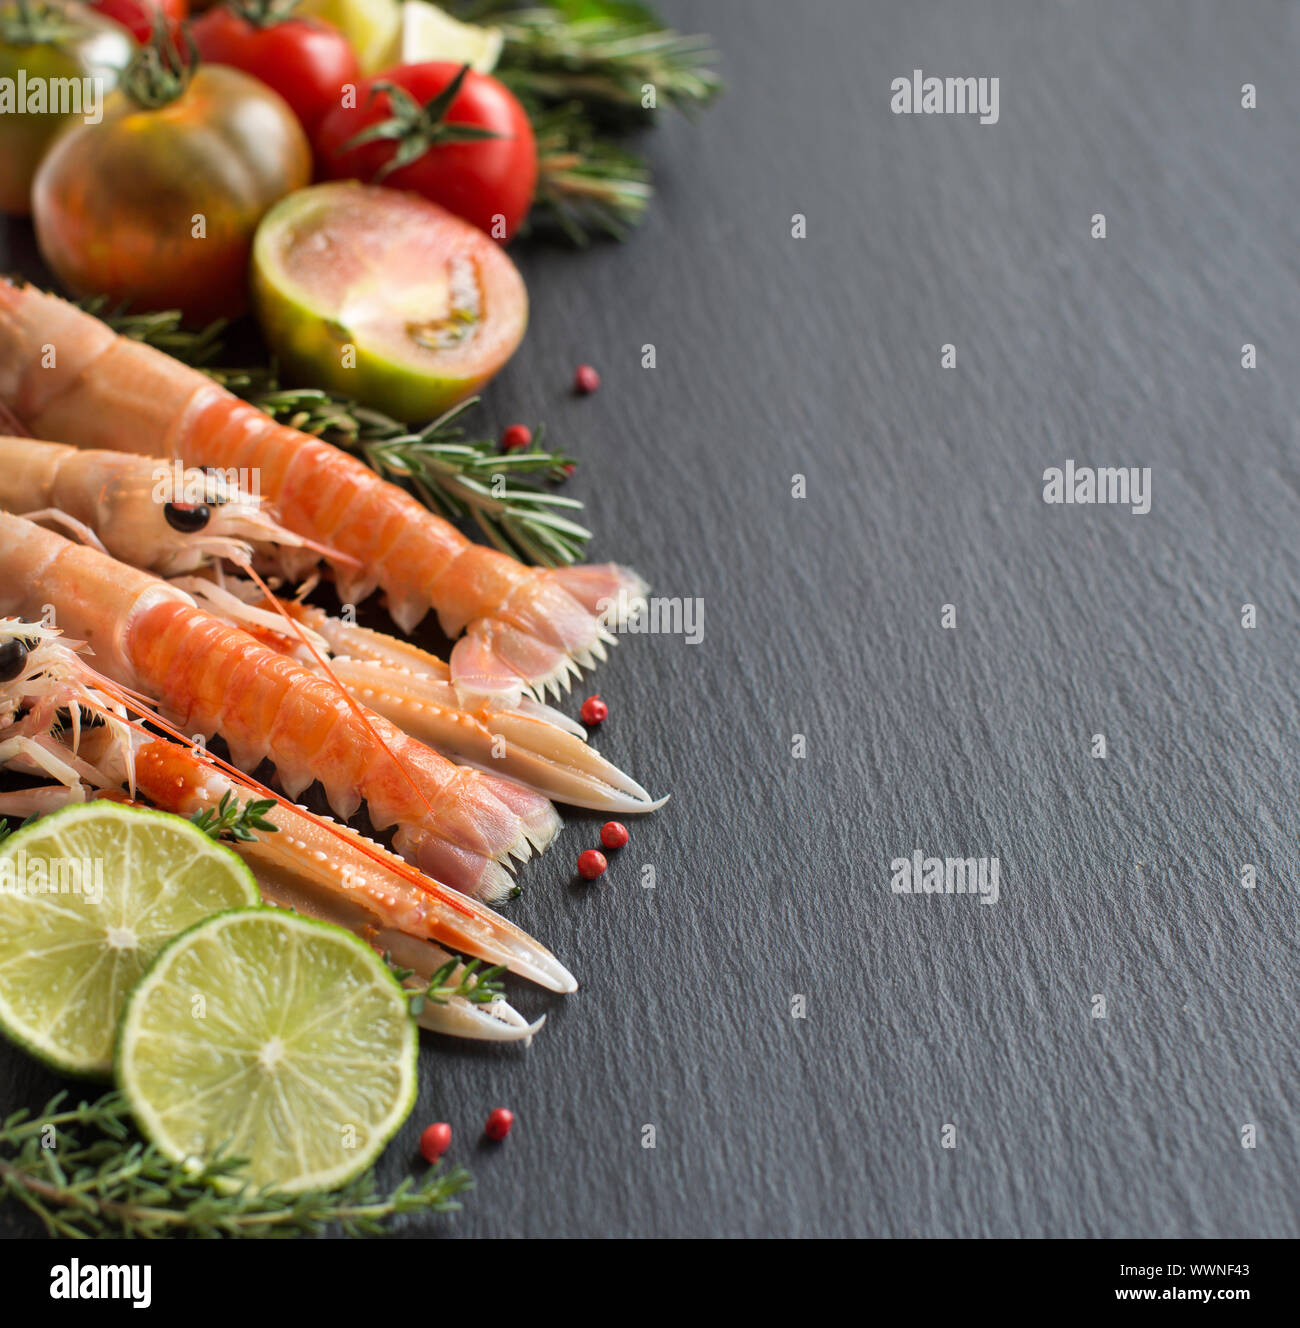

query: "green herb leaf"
xmin=495 ymin=6 xmax=722 ymax=120
xmin=527 ymin=102 xmax=652 ymax=244
xmin=384 ymin=952 xmax=507 ymax=1016
xmin=189 ymin=790 xmax=279 ymax=843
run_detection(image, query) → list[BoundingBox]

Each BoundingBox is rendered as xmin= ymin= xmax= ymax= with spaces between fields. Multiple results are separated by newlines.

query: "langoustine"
xmin=0 ymin=512 xmax=559 ymax=902
xmin=0 ymin=279 xmax=647 ymax=704
xmin=0 ymin=619 xmax=574 ymax=1041
xmin=0 ymin=435 xmax=665 ymax=813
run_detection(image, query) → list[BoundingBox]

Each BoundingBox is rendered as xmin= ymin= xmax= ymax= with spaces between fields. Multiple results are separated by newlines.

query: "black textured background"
xmin=2 ymin=0 xmax=1299 ymax=1238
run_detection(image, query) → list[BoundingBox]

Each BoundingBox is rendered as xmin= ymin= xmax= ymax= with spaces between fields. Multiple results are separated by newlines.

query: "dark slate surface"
xmin=2 ymin=0 xmax=1299 ymax=1238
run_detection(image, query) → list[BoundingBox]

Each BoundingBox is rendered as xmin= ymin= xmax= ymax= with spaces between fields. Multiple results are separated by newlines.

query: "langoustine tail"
xmin=451 ymin=562 xmax=649 ymax=705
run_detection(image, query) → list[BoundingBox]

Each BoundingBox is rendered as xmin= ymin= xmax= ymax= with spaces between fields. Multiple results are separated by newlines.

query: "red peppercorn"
xmin=573 ymin=364 xmax=600 ymax=395
xmin=419 ymin=1122 xmax=452 ymax=1163
xmin=600 ymin=821 xmax=629 ymax=850
xmin=577 ymin=849 xmax=607 ymax=880
xmin=484 ymin=1107 xmax=514 ymax=1141
xmin=580 ymin=694 xmax=608 ymax=726
xmin=501 ymin=424 xmax=532 ymax=451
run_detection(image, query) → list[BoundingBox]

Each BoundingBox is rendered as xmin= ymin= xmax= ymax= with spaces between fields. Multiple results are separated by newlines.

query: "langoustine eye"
xmin=0 ymin=638 xmax=29 ymax=683
xmin=165 ymin=503 xmax=211 ymax=533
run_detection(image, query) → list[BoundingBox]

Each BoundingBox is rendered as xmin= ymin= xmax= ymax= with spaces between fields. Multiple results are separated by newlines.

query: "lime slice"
xmin=117 ymin=909 xmax=417 ymax=1193
xmin=0 ymin=804 xmax=259 ymax=1077
xmin=394 ymin=2 xmax=503 ymax=70
xmin=299 ymin=0 xmax=402 ymax=74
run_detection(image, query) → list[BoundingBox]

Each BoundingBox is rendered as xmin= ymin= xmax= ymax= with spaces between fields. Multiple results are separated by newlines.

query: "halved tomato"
xmin=251 ymin=181 xmax=528 ymax=421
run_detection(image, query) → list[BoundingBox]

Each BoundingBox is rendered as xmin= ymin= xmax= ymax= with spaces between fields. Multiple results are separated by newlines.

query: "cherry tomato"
xmin=314 ymin=61 xmax=537 ymax=241
xmin=192 ymin=1 xmax=358 ymax=134
xmin=88 ymin=0 xmax=187 ymax=44
xmin=33 ymin=63 xmax=312 ymax=322
xmin=0 ymin=0 xmax=134 ymax=215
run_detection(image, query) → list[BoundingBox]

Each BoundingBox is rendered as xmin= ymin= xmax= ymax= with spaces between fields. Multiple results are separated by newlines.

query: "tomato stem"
xmin=121 ymin=11 xmax=197 ymax=111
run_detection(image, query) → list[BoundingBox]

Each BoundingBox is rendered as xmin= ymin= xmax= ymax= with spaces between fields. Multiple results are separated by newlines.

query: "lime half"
xmin=0 ymin=803 xmax=259 ymax=1077
xmin=117 ymin=909 xmax=417 ymax=1193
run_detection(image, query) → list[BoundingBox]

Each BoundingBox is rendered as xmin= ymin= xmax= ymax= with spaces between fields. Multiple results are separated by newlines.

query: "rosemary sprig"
xmin=0 ymin=1091 xmax=471 ymax=1237
xmin=77 ymin=297 xmax=228 ymax=367
xmin=492 ymin=5 xmax=723 ymax=119
xmin=529 ymin=102 xmax=652 ymax=243
xmin=189 ymin=790 xmax=279 ymax=843
xmin=384 ymin=953 xmax=507 ymax=1017
xmin=0 ymin=819 xmax=10 ymax=844
xmin=354 ymin=399 xmax=591 ymax=566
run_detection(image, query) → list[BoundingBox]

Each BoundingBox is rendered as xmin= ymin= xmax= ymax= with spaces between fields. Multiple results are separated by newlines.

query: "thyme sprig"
xmin=189 ymin=790 xmax=279 ymax=843
xmin=385 ymin=953 xmax=507 ymax=1017
xmin=0 ymin=1091 xmax=471 ymax=1238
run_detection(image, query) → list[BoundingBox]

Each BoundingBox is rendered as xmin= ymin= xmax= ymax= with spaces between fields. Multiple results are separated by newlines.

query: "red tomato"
xmin=88 ymin=0 xmax=187 ymax=43
xmin=314 ymin=62 xmax=537 ymax=242
xmin=192 ymin=3 xmax=358 ymax=134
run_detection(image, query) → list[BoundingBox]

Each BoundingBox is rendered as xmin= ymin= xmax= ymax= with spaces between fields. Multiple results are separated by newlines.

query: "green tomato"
xmin=251 ymin=182 xmax=528 ymax=423
xmin=0 ymin=0 xmax=134 ymax=215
